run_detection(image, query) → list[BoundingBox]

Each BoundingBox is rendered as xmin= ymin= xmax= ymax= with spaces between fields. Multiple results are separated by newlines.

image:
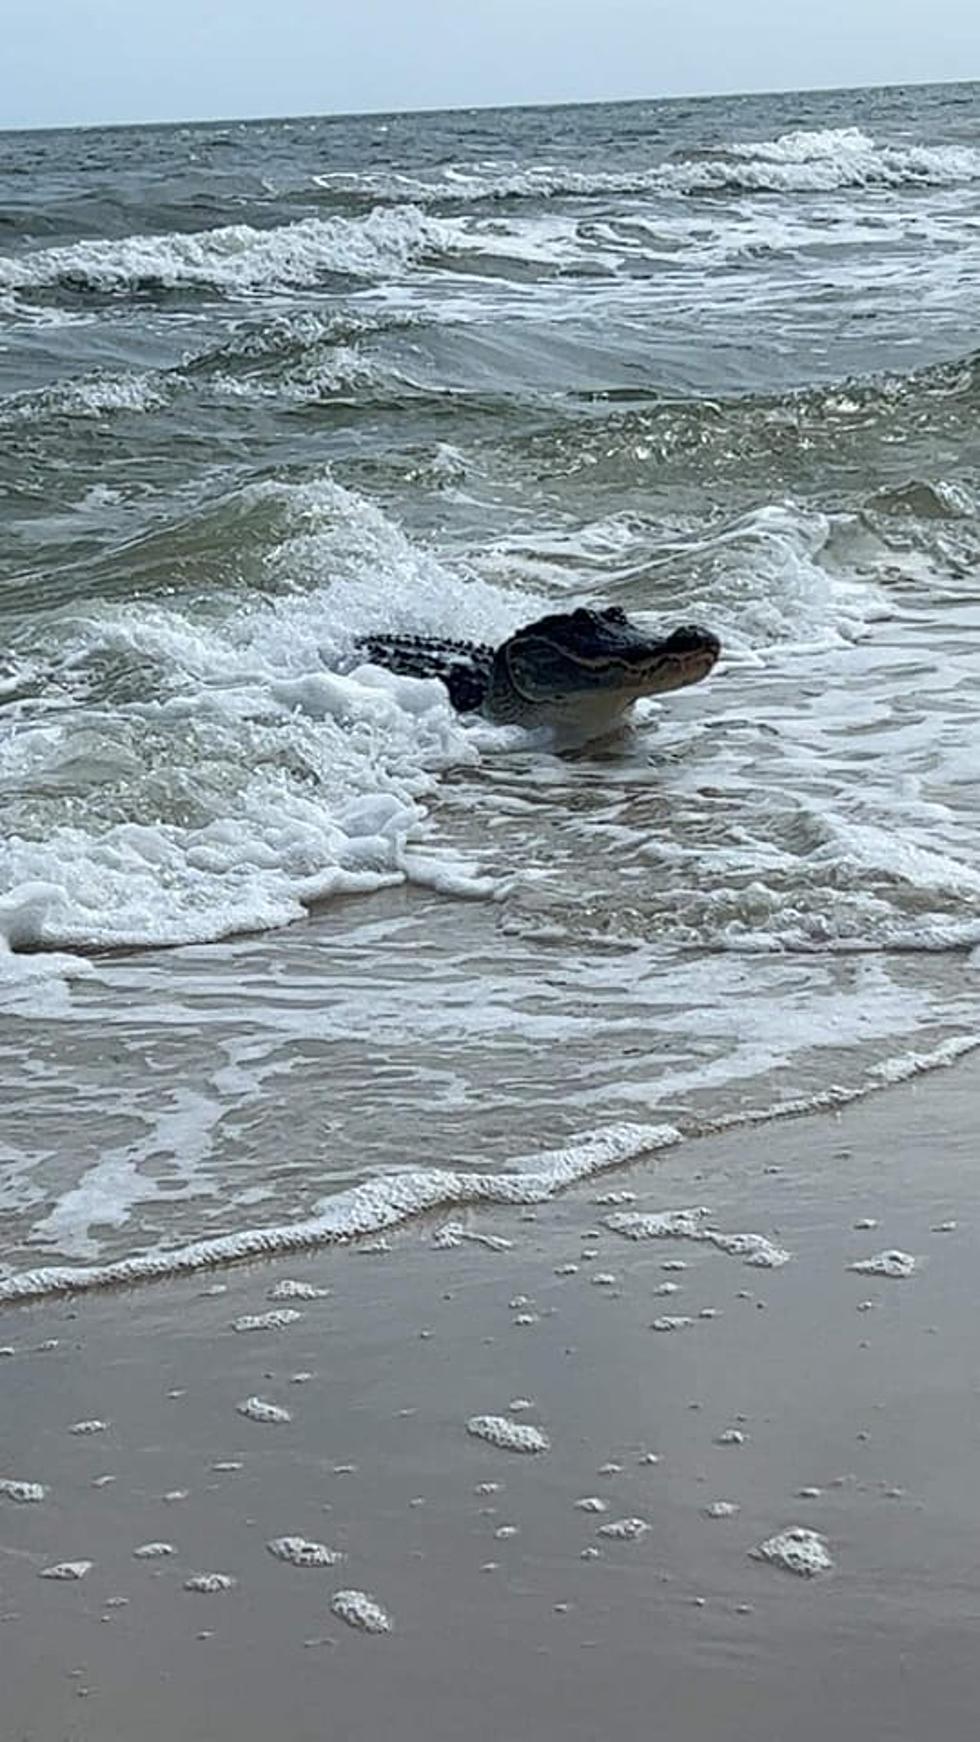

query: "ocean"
xmin=1 ymin=81 xmax=979 ymax=1293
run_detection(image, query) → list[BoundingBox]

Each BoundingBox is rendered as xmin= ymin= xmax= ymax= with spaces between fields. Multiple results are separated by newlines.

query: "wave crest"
xmin=310 ymin=127 xmax=980 ymax=206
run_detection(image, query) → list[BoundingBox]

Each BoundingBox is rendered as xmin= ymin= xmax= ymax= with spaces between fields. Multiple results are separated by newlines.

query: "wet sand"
xmin=2 ymin=1062 xmax=980 ymax=1742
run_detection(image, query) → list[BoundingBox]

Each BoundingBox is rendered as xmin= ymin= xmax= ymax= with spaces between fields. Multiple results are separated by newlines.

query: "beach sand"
xmin=2 ymin=1060 xmax=980 ymax=1741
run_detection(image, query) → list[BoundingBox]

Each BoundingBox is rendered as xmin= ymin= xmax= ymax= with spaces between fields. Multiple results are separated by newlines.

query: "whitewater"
xmin=1 ymin=82 xmax=979 ymax=1293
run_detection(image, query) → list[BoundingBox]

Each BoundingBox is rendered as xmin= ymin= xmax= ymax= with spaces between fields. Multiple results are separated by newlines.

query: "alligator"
xmin=358 ymin=606 xmax=720 ymax=734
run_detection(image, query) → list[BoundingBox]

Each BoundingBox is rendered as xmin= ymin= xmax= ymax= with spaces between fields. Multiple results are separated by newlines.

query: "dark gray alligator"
xmin=358 ymin=605 xmax=720 ymax=732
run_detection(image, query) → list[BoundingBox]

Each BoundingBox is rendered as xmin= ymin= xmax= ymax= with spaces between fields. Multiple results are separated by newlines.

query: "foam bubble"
xmin=133 ymin=1542 xmax=175 ymax=1559
xmin=597 ymin=1517 xmax=650 ymax=1541
xmin=466 ymin=1415 xmax=550 ymax=1454
xmin=184 ymin=1573 xmax=237 ymax=1593
xmin=268 ymin=1279 xmax=331 ymax=1300
xmin=267 ymin=1536 xmax=345 ymax=1567
xmin=39 ymin=1561 xmax=92 ymax=1580
xmin=606 ymin=1209 xmax=790 ymax=1269
xmin=232 ymin=1309 xmax=304 ymax=1332
xmin=651 ymin=1315 xmax=695 ymax=1332
xmin=754 ymin=1527 xmax=833 ymax=1576
xmin=704 ymin=1501 xmax=740 ymax=1519
xmin=330 ymin=1589 xmax=392 ymax=1633
xmin=68 ymin=1419 xmax=109 ymax=1435
xmin=237 ymin=1396 xmax=292 ymax=1424
xmin=0 ymin=1478 xmax=46 ymax=1502
xmin=433 ymin=1223 xmax=514 ymax=1252
xmin=850 ymin=1250 xmax=917 ymax=1278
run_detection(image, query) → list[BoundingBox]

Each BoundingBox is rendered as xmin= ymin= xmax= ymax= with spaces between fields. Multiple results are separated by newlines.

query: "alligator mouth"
xmin=625 ymin=625 xmax=722 ymax=696
xmin=506 ymin=620 xmax=722 ymax=705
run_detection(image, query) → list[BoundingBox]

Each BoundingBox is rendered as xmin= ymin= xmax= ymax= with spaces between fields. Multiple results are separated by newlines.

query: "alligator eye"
xmin=571 ymin=607 xmax=592 ymax=625
xmin=602 ymin=606 xmax=628 ymax=625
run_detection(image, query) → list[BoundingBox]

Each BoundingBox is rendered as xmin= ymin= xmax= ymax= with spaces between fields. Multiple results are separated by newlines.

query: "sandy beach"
xmin=2 ymin=1059 xmax=979 ymax=1741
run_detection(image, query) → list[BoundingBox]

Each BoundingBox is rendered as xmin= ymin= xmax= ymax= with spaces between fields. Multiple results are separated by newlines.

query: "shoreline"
xmin=3 ymin=1060 xmax=980 ymax=1739
xmin=4 ymin=1028 xmax=978 ymax=1308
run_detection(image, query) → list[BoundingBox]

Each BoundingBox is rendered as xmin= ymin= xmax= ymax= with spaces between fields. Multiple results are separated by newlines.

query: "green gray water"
xmin=1 ymin=83 xmax=979 ymax=1280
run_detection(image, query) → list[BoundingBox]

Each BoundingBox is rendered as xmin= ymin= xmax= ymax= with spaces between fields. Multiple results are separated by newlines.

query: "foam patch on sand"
xmin=604 ymin=1207 xmax=791 ymax=1268
xmin=237 ymin=1396 xmax=292 ymax=1424
xmin=0 ymin=1478 xmax=46 ymax=1502
xmin=267 ymin=1537 xmax=345 ymax=1567
xmin=850 ymin=1249 xmax=917 ymax=1278
xmin=466 ymin=1415 xmax=550 ymax=1454
xmin=330 ymin=1590 xmax=392 ymax=1633
xmin=754 ymin=1527 xmax=834 ymax=1576
xmin=232 ymin=1309 xmax=304 ymax=1332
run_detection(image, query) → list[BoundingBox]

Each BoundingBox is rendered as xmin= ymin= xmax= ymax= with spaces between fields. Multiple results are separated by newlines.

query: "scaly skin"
xmin=357 ymin=606 xmax=720 ymax=729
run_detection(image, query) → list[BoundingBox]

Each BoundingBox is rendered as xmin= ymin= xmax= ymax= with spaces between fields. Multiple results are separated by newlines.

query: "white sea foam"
xmin=0 ymin=1122 xmax=678 ymax=1304
xmin=466 ymin=1414 xmax=550 ymax=1453
xmin=0 ymin=478 xmax=527 ymax=963
xmin=850 ymin=1249 xmax=917 ymax=1278
xmin=267 ymin=1536 xmax=345 ymax=1567
xmin=267 ymin=1279 xmax=331 ymax=1300
xmin=754 ymin=1526 xmax=833 ymax=1576
xmin=0 ymin=1029 xmax=971 ymax=1305
xmin=0 ymin=207 xmax=463 ymax=297
xmin=1 ymin=371 xmax=168 ymax=424
xmin=231 ymin=1309 xmax=304 ymax=1332
xmin=331 ymin=1589 xmax=391 ymax=1633
xmin=671 ymin=128 xmax=980 ymax=194
xmin=312 ymin=129 xmax=980 ymax=205
xmin=605 ymin=1208 xmax=791 ymax=1269
xmin=0 ymin=1478 xmax=46 ymax=1502
xmin=597 ymin=1517 xmax=650 ymax=1540
xmin=237 ymin=1396 xmax=291 ymax=1424
xmin=676 ymin=502 xmax=885 ymax=651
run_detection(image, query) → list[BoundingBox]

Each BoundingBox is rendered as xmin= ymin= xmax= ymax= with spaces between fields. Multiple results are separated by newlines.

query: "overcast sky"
xmin=5 ymin=0 xmax=979 ymax=131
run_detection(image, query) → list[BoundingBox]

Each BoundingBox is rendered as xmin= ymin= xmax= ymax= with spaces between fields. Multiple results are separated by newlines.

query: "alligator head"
xmin=486 ymin=606 xmax=721 ymax=727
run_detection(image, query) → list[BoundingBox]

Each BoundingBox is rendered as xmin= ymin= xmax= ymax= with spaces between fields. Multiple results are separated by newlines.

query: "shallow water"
xmin=2 ymin=84 xmax=979 ymax=1281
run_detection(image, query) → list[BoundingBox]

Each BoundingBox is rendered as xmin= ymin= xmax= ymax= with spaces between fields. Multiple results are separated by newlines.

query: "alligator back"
xmin=357 ymin=632 xmax=495 ymax=714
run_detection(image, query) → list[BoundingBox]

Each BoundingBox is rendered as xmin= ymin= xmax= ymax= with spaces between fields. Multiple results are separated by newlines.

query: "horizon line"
xmin=2 ymin=72 xmax=977 ymax=139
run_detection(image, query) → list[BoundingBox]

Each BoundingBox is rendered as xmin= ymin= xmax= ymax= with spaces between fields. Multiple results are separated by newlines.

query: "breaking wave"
xmin=311 ymin=128 xmax=980 ymax=205
xmin=0 ymin=205 xmax=462 ymax=297
xmin=2 ymin=1031 xmax=977 ymax=1304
